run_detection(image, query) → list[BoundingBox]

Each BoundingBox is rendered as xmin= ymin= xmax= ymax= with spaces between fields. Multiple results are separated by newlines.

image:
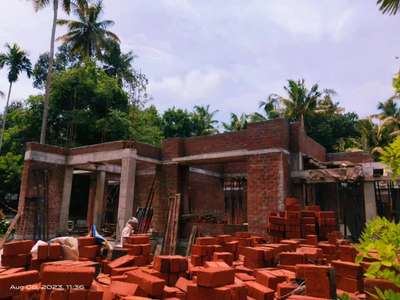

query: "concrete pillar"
xmin=116 ymin=154 xmax=137 ymax=240
xmin=93 ymin=171 xmax=106 ymax=228
xmin=86 ymin=174 xmax=97 ymax=228
xmin=58 ymin=166 xmax=73 ymax=235
xmin=364 ymin=182 xmax=377 ymax=221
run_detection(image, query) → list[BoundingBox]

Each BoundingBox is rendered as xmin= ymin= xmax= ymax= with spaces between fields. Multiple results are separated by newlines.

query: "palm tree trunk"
xmin=0 ymin=82 xmax=13 ymax=154
xmin=39 ymin=0 xmax=59 ymax=144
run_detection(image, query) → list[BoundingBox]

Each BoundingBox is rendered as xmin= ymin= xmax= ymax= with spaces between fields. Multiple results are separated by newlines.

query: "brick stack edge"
xmin=1 ymin=211 xmax=399 ymax=299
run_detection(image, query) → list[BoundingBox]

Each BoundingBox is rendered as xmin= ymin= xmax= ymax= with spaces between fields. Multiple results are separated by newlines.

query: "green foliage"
xmin=394 ymin=73 xmax=400 ymax=95
xmin=0 ymin=43 xmax=32 ymax=83
xmin=356 ymin=217 xmax=400 ymax=299
xmin=0 ymin=153 xmax=23 ymax=198
xmin=49 ymin=62 xmax=128 ymax=146
xmin=128 ymin=105 xmax=163 ymax=146
xmin=377 ymin=0 xmax=400 ymax=15
xmin=223 ymin=113 xmax=248 ymax=132
xmin=380 ymin=137 xmax=400 ymax=180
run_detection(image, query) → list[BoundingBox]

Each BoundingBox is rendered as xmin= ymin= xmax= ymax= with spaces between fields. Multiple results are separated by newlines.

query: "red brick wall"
xmin=16 ymin=162 xmax=65 ymax=239
xmin=247 ymin=152 xmax=289 ymax=235
xmin=327 ymin=152 xmax=373 ymax=163
xmin=290 ymin=122 xmax=326 ymax=161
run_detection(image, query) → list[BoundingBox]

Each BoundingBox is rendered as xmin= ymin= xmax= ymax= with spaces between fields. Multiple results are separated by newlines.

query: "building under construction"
xmin=14 ymin=119 xmax=398 ymax=243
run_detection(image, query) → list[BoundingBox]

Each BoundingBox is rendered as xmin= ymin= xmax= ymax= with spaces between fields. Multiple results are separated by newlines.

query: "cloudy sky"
xmin=0 ymin=0 xmax=399 ymax=122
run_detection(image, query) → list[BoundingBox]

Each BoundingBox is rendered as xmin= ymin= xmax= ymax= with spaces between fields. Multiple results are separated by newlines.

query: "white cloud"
xmin=149 ymin=68 xmax=228 ymax=105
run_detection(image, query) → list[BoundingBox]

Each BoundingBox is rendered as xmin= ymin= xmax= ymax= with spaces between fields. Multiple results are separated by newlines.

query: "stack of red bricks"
xmin=122 ymin=234 xmax=152 ymax=266
xmin=285 ymin=211 xmax=302 ymax=239
xmin=0 ymin=267 xmax=39 ymax=299
xmin=332 ymin=260 xmax=364 ymax=294
xmin=153 ymin=255 xmax=189 ymax=286
xmin=295 ymin=264 xmax=336 ymax=299
xmin=267 ymin=212 xmax=285 ymax=241
xmin=1 ymin=240 xmax=34 ymax=268
xmin=301 ymin=210 xmax=317 ymax=236
xmin=268 ymin=204 xmax=338 ymax=241
xmin=31 ymin=242 xmax=64 ymax=270
xmin=78 ymin=236 xmax=101 ymax=261
xmin=316 ymin=211 xmax=337 ymax=240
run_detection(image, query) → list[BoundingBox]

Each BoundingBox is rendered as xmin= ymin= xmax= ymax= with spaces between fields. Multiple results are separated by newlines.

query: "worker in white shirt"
xmin=120 ymin=217 xmax=139 ymax=246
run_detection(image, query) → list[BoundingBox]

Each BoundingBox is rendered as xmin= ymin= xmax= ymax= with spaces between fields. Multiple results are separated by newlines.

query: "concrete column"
xmin=364 ymin=182 xmax=377 ymax=221
xmin=86 ymin=174 xmax=97 ymax=228
xmin=93 ymin=171 xmax=106 ymax=228
xmin=116 ymin=154 xmax=137 ymax=240
xmin=58 ymin=166 xmax=74 ymax=235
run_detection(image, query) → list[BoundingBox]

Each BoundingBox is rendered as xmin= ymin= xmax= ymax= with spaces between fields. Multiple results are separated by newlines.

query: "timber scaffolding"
xmin=3 ymin=118 xmax=397 ymax=253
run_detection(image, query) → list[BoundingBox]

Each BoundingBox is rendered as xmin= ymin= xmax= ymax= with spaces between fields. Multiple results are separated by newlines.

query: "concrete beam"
xmin=74 ymin=163 xmax=121 ymax=174
xmin=116 ymin=156 xmax=137 ymax=241
xmin=25 ymin=150 xmax=66 ymax=165
xmin=67 ymin=149 xmax=136 ymax=165
xmin=59 ymin=167 xmax=74 ymax=234
xmin=170 ymin=148 xmax=289 ymax=163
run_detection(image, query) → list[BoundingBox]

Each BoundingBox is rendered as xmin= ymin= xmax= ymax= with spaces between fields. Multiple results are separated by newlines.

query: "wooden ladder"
xmin=162 ymin=193 xmax=181 ymax=254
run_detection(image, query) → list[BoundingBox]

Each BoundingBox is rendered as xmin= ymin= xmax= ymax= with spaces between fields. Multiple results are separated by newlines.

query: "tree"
xmin=377 ymin=0 xmax=400 ymax=15
xmin=128 ymin=105 xmax=163 ymax=146
xmin=161 ymin=108 xmax=194 ymax=138
xmin=32 ymin=44 xmax=80 ymax=89
xmin=0 ymin=43 xmax=32 ymax=153
xmin=102 ymin=42 xmax=149 ymax=105
xmin=32 ymin=0 xmax=86 ymax=144
xmin=222 ymin=113 xmax=248 ymax=132
xmin=266 ymin=79 xmax=321 ymax=124
xmin=49 ymin=62 xmax=128 ymax=146
xmin=380 ymin=136 xmax=400 ymax=180
xmin=57 ymin=0 xmax=120 ymax=59
xmin=191 ymin=105 xmax=219 ymax=136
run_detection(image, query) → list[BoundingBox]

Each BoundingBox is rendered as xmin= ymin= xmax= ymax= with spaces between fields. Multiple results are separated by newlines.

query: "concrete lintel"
xmin=74 ymin=163 xmax=122 ymax=174
xmin=25 ymin=150 xmax=67 ymax=165
xmin=67 ymin=148 xmax=137 ymax=165
xmin=137 ymin=169 xmax=156 ymax=176
xmin=170 ymin=148 xmax=290 ymax=163
xmin=189 ymin=167 xmax=223 ymax=178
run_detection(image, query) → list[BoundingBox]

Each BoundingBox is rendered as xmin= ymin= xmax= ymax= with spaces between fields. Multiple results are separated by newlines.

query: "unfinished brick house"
xmin=15 ymin=119 xmax=389 ymax=242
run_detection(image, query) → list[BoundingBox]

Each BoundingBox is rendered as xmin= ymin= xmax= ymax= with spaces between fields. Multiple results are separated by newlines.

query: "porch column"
xmin=87 ymin=174 xmax=97 ymax=228
xmin=58 ymin=166 xmax=74 ymax=235
xmin=93 ymin=171 xmax=106 ymax=228
xmin=364 ymin=182 xmax=377 ymax=221
xmin=116 ymin=150 xmax=137 ymax=241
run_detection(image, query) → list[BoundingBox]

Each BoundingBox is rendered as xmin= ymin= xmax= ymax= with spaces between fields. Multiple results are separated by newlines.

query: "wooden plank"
xmin=186 ymin=224 xmax=197 ymax=256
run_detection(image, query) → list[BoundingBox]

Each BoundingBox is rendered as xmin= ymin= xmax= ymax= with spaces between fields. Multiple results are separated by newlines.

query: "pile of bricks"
xmin=317 ymin=211 xmax=337 ymax=240
xmin=122 ymin=234 xmax=152 ymax=266
xmin=31 ymin=242 xmax=64 ymax=270
xmin=268 ymin=205 xmax=337 ymax=241
xmin=0 ymin=230 xmax=394 ymax=300
xmin=1 ymin=240 xmax=34 ymax=268
xmin=78 ymin=236 xmax=102 ymax=261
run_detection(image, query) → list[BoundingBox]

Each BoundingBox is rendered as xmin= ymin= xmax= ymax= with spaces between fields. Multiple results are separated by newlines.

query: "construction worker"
xmin=119 ymin=217 xmax=138 ymax=246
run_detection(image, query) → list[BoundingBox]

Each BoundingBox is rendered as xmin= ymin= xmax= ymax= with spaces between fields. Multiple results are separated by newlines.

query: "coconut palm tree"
xmin=377 ymin=0 xmax=400 ymax=15
xmin=222 ymin=113 xmax=248 ymax=132
xmin=57 ymin=0 xmax=120 ymax=59
xmin=192 ymin=105 xmax=219 ymax=136
xmin=0 ymin=43 xmax=32 ymax=153
xmin=102 ymin=42 xmax=136 ymax=85
xmin=32 ymin=0 xmax=87 ymax=144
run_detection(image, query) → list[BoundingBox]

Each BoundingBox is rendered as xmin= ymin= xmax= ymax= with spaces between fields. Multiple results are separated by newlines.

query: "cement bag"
xmin=50 ymin=237 xmax=79 ymax=261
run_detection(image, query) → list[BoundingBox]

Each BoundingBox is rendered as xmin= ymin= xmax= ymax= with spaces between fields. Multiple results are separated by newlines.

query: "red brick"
xmin=1 ymin=253 xmax=31 ymax=267
xmin=338 ymin=245 xmax=357 ymax=262
xmin=0 ymin=270 xmax=39 ymax=298
xmin=110 ymin=280 xmax=140 ymax=297
xmin=49 ymin=243 xmax=63 ymax=260
xmin=77 ymin=237 xmax=97 ymax=247
xmin=38 ymin=244 xmax=49 ymax=260
xmin=245 ymin=281 xmax=274 ymax=300
xmin=175 ymin=277 xmax=193 ymax=293
xmin=213 ymin=252 xmax=234 ymax=266
xmin=108 ymin=255 xmax=136 ymax=269
xmin=41 ymin=265 xmax=95 ymax=286
xmin=79 ymin=245 xmax=100 ymax=260
xmin=279 ymin=252 xmax=305 ymax=265
xmin=3 ymin=240 xmax=35 ymax=256
xmin=111 ymin=266 xmax=138 ymax=276
xmin=196 ymin=237 xmax=218 ymax=245
xmin=255 ymin=269 xmax=286 ymax=290
xmin=197 ymin=267 xmax=235 ymax=287
xmin=277 ymin=281 xmax=298 ymax=298
xmin=235 ymin=272 xmax=255 ymax=282
xmin=124 ymin=234 xmax=151 ymax=245
xmin=126 ymin=268 xmax=165 ymax=297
